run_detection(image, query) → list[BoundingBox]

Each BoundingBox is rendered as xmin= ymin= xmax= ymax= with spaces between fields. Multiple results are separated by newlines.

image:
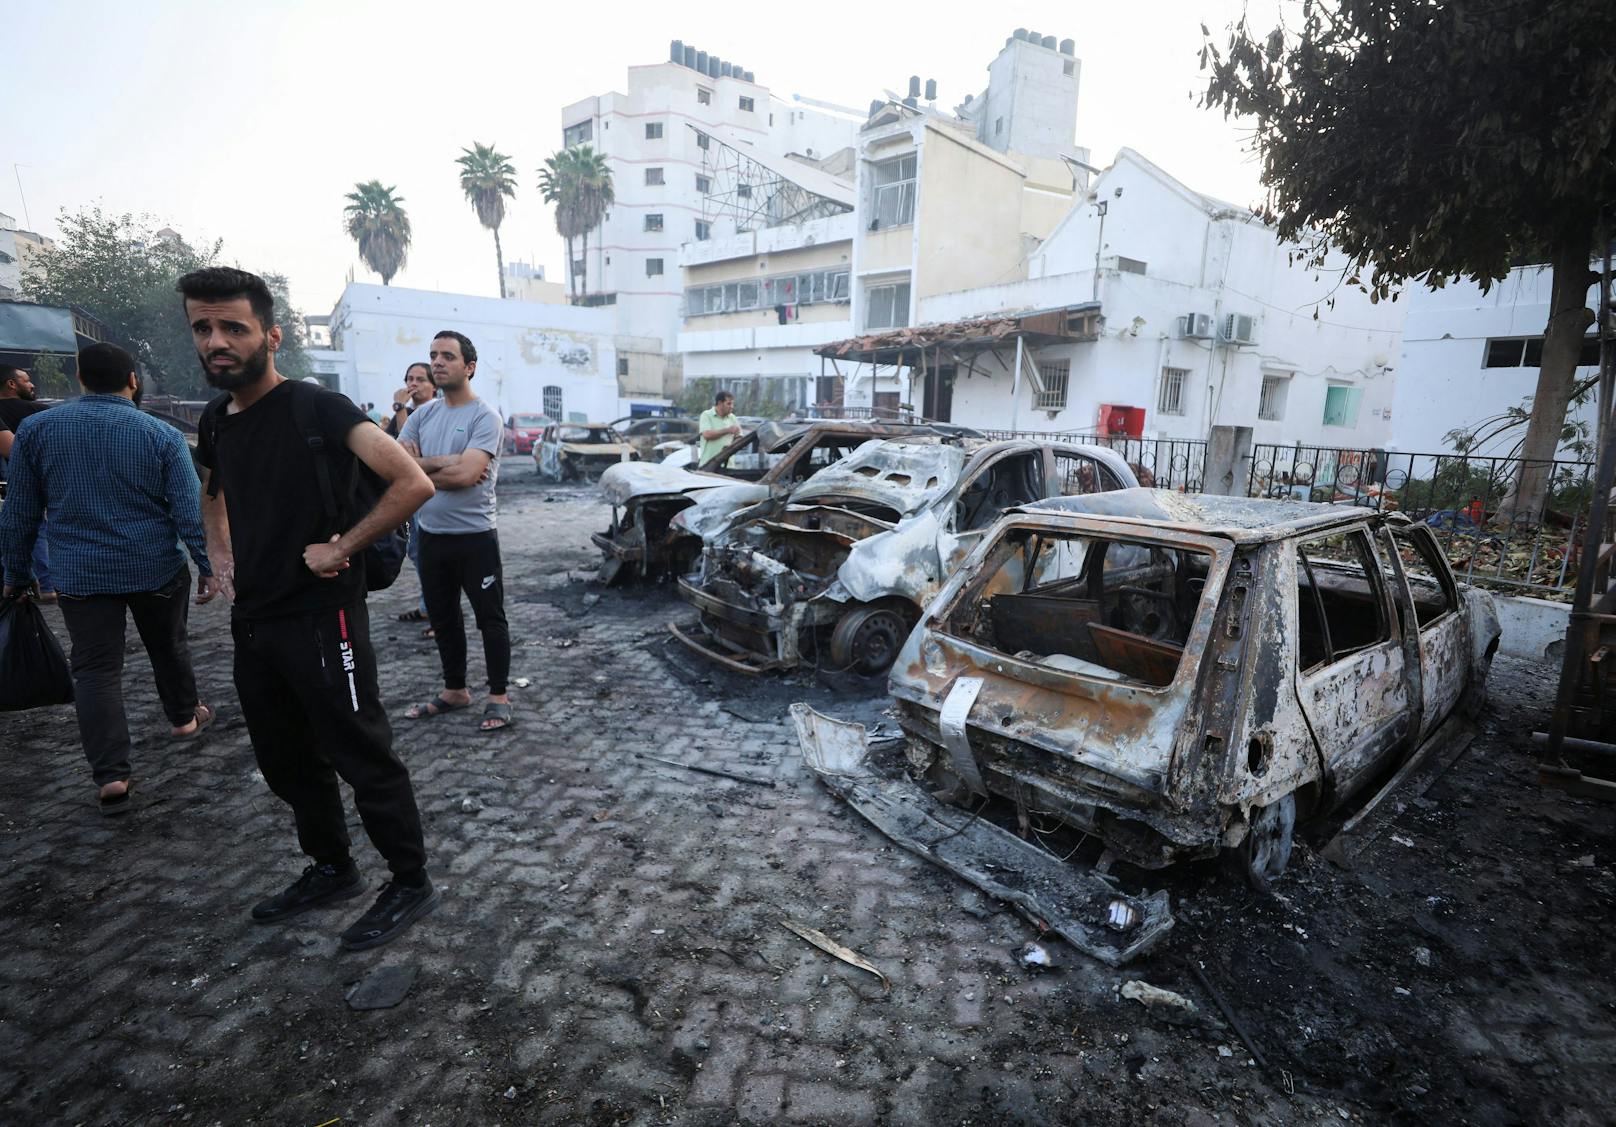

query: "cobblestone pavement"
xmin=2 ymin=462 xmax=1613 ymax=1126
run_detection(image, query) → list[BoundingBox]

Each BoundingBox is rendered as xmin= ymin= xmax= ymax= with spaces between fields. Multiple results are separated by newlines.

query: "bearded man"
xmin=181 ymin=267 xmax=440 ymax=952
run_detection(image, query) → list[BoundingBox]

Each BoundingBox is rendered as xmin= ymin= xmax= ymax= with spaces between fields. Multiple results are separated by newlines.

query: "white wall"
xmin=326 ymin=284 xmax=626 ymax=422
xmin=913 ymin=149 xmax=1403 ymax=445
xmin=1391 ymin=266 xmax=1604 ymax=456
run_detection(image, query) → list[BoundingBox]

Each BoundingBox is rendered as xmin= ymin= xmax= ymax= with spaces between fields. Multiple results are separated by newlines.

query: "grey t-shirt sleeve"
xmin=469 ymin=405 xmax=503 ymax=456
xmin=397 ymin=401 xmax=424 ymax=446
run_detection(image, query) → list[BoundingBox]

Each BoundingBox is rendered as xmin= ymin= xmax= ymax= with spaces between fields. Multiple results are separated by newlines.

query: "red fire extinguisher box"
xmin=1098 ymin=404 xmax=1146 ymax=437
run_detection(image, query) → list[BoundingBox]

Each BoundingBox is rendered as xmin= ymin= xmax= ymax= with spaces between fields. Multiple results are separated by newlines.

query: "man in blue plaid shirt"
xmin=0 ymin=343 xmax=219 ymax=814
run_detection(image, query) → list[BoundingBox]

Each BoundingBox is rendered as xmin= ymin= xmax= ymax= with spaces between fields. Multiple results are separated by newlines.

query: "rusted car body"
xmin=672 ymin=439 xmax=1137 ymax=675
xmin=534 ymin=423 xmax=639 ymax=482
xmin=874 ymin=489 xmax=1500 ymax=886
xmin=592 ymin=419 xmax=966 ymax=583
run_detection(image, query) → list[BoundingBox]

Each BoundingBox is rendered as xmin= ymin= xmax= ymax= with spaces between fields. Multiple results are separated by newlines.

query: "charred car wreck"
xmin=672 ymin=438 xmax=1137 ymax=675
xmin=801 ymin=490 xmax=1500 ymax=893
xmin=592 ymin=419 xmax=969 ymax=584
xmin=535 ymin=423 xmax=640 ymax=483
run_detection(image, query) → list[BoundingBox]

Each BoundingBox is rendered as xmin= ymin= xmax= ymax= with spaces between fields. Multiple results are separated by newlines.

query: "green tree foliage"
xmin=456 ymin=142 xmax=518 ymax=298
xmin=344 ymin=181 xmax=412 ymax=285
xmin=21 ymin=208 xmax=309 ymax=397
xmin=539 ymin=146 xmax=613 ymax=302
xmin=1202 ymin=0 xmax=1616 ymax=521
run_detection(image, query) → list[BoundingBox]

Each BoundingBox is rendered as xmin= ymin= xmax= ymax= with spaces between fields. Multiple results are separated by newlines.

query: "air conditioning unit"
xmin=1221 ymin=313 xmax=1258 ymax=346
xmin=1179 ymin=312 xmax=1215 ymax=339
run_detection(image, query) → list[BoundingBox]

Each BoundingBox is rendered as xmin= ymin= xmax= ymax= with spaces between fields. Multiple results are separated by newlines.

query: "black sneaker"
xmin=338 ymin=876 xmax=440 ymax=952
xmin=251 ymin=862 xmax=365 ymax=923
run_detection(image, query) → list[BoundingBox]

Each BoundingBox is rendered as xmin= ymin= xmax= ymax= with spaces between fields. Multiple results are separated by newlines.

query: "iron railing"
xmin=1248 ymin=443 xmax=1594 ymax=594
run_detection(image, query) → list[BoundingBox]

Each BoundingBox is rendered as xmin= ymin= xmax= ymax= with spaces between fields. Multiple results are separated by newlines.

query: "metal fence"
xmin=987 ymin=430 xmax=1210 ymax=492
xmin=1248 ymin=443 xmax=1594 ymax=594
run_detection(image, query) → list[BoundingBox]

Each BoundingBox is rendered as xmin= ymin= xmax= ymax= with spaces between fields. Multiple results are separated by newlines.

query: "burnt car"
xmin=671 ymin=439 xmax=1137 ymax=675
xmin=534 ymin=423 xmax=639 ymax=482
xmin=847 ymin=490 xmax=1499 ymax=888
xmin=614 ymin=415 xmax=700 ymax=461
xmin=592 ymin=419 xmax=968 ymax=584
xmin=504 ymin=412 xmax=553 ymax=456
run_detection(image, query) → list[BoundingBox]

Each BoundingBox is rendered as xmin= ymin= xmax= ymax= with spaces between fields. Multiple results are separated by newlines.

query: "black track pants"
xmin=418 ymin=529 xmax=510 ymax=696
xmin=231 ymin=599 xmax=427 ymax=880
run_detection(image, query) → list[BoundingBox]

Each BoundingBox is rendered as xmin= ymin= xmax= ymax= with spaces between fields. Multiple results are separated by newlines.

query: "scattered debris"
xmin=512 ymin=677 xmax=532 ymax=688
xmin=1017 ymin=942 xmax=1053 ymax=968
xmin=591 ymin=809 xmax=613 ymax=822
xmin=1107 ymin=900 xmax=1139 ymax=931
xmin=634 ymin=751 xmax=776 ymax=788
xmin=1121 ymin=980 xmax=1203 ymax=1024
xmin=792 ymin=705 xmax=1172 ymax=967
xmin=779 ymin=919 xmax=889 ymax=993
xmin=1570 ymin=854 xmax=1596 ymax=868
xmin=721 ymin=700 xmax=784 ymax=724
xmin=346 ymin=964 xmax=418 ymax=1011
xmin=503 ymin=1086 xmax=517 ymax=1100
xmin=1414 ymin=946 xmax=1433 ymax=967
xmin=461 ymin=796 xmax=483 ymax=814
xmin=1391 ymin=835 xmax=1417 ymax=848
xmin=1189 ymin=961 xmax=1266 ymax=1070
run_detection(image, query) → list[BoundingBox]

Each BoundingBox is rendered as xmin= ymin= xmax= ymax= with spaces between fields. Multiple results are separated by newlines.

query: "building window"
xmin=737 ymin=182 xmax=751 ymax=198
xmin=645 ymin=122 xmax=663 ymax=140
xmin=695 ymin=174 xmax=711 ymax=193
xmin=616 ymin=357 xmax=629 ymax=377
xmin=865 ymin=281 xmax=911 ymax=330
xmin=543 ymin=385 xmax=563 ymax=418
xmin=995 ymin=117 xmax=1004 ymax=136
xmin=646 ymin=258 xmax=664 ymax=277
xmin=1258 ymin=374 xmax=1289 ymax=421
xmin=685 ymin=268 xmax=850 ymax=316
xmin=872 ymin=155 xmax=917 ymax=228
xmin=697 ymin=87 xmax=712 ymax=105
xmin=563 ymin=120 xmax=593 ymax=147
xmin=1034 ymin=361 xmax=1069 ymax=411
xmin=571 ymin=258 xmax=584 ymax=276
xmin=1485 ymin=335 xmax=1601 ymax=368
xmin=1158 ymin=367 xmax=1189 ymax=416
xmin=696 ymin=131 xmax=710 ymax=151
xmin=1063 ymin=60 xmax=1076 ymax=77
xmin=644 ymin=213 xmax=664 ymax=232
xmin=645 ymin=167 xmax=665 ymax=186
xmin=694 ymin=220 xmax=711 ymax=241
xmin=739 ymin=96 xmax=755 ymax=112
xmin=1322 ymin=384 xmax=1363 ymax=428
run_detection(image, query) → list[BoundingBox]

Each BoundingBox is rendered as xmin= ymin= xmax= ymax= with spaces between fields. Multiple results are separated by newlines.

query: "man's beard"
xmin=201 ymin=340 xmax=270 ymax=391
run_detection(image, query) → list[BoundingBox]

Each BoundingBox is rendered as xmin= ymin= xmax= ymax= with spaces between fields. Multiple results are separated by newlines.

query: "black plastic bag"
xmin=0 ymin=594 xmax=75 ymax=712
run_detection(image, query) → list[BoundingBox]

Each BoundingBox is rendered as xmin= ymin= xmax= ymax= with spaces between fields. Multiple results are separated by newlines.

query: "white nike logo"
xmin=481 ymin=575 xmax=496 ymax=590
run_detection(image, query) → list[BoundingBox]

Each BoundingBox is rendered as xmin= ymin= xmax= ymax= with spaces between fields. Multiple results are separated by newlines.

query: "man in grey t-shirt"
xmin=398 ymin=330 xmax=512 ymax=731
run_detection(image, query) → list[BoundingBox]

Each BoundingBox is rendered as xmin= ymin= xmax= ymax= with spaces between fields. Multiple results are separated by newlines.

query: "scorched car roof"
xmin=1019 ymin=488 xmax=1382 ymax=543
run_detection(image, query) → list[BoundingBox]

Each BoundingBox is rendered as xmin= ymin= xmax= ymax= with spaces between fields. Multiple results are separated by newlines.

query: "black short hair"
xmin=175 ymin=267 xmax=276 ymax=330
xmin=715 ymin=390 xmax=734 ymax=405
xmin=0 ymin=364 xmax=23 ymax=388
xmin=405 ymin=361 xmax=432 ymax=378
xmin=78 ymin=343 xmax=137 ymax=394
xmin=433 ymin=330 xmax=477 ymax=367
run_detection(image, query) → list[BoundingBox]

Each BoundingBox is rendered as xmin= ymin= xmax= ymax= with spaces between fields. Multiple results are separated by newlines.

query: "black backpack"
xmin=203 ymin=383 xmax=409 ymax=593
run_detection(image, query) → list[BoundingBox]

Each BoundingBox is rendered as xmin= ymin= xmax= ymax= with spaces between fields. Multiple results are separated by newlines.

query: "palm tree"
xmin=343 ymin=181 xmax=411 ymax=285
xmin=539 ymin=145 xmax=613 ymax=303
xmin=456 ymin=142 xmax=518 ymax=298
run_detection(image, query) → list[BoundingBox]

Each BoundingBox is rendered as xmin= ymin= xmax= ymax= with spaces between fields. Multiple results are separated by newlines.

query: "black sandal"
xmin=99 ymin=779 xmax=136 ymax=816
xmin=398 ymin=609 xmax=429 ymax=623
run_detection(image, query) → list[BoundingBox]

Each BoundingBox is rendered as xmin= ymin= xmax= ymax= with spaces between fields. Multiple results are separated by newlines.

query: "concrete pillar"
xmin=1204 ymin=425 xmax=1253 ymax=496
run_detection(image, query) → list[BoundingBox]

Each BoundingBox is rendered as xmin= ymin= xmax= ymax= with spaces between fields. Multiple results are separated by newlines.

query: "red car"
xmin=505 ymin=413 xmax=554 ymax=456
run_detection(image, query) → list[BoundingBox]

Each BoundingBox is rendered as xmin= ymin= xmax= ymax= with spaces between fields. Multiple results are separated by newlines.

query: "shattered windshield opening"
xmin=944 ymin=527 xmax=1213 ymax=688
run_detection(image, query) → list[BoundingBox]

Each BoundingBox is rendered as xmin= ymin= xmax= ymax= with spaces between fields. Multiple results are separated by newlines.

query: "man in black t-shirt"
xmin=182 ymin=267 xmax=440 ymax=953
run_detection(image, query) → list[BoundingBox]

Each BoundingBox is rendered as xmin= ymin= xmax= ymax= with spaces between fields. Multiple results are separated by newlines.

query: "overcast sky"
xmin=0 ymin=0 xmax=1283 ymax=319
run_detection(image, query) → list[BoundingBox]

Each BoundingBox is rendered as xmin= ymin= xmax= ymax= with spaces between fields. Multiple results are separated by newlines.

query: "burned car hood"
xmin=787 ymin=441 xmax=966 ymax=515
xmin=677 ymin=483 xmax=774 ymax=540
xmin=600 ymin=461 xmax=735 ymax=506
xmin=560 ymin=441 xmax=636 ymax=458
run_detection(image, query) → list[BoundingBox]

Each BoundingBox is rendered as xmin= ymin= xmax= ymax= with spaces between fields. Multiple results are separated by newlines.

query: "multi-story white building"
xmin=0 ymin=212 xmax=53 ymax=301
xmin=558 ymin=41 xmax=861 ymax=353
xmin=502 ymin=260 xmax=566 ymax=305
xmin=1390 ymin=265 xmax=1607 ymax=456
xmin=831 ymin=148 xmax=1404 ymax=451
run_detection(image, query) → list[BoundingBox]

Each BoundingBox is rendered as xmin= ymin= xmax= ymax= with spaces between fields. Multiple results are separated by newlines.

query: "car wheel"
xmin=828 ymin=604 xmax=910 ymax=677
xmin=1236 ymin=793 xmax=1296 ymax=892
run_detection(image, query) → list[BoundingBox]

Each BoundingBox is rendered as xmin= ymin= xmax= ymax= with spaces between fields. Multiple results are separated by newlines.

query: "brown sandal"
xmin=171 ymin=703 xmax=216 ymax=741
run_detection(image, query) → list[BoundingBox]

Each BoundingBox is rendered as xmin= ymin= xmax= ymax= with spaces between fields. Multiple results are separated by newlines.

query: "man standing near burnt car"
xmin=398 ymin=330 xmax=512 ymax=732
xmin=181 ymin=267 xmax=441 ymax=952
